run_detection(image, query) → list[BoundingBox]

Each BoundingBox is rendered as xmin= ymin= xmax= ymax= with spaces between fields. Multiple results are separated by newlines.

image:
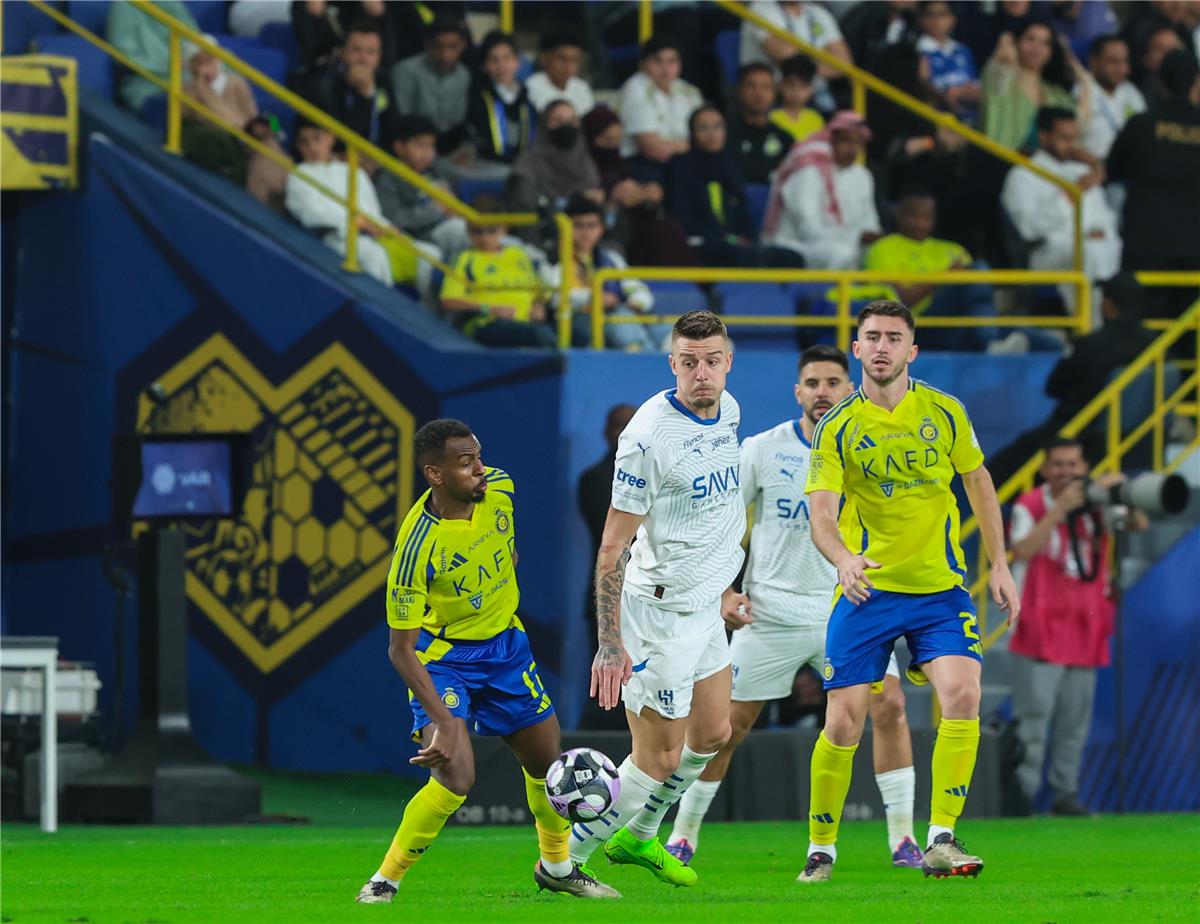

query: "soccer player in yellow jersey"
xmin=798 ymin=301 xmax=1020 ymax=883
xmin=356 ymin=419 xmax=619 ymax=903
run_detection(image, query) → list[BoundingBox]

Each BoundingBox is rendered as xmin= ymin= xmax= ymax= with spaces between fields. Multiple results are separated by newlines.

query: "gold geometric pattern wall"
xmin=136 ymin=334 xmax=414 ymax=672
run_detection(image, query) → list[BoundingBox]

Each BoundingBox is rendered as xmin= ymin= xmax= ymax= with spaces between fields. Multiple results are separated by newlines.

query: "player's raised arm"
xmin=386 ymin=627 xmax=464 ymax=768
xmin=591 ymin=507 xmax=642 ymax=710
xmin=961 ymin=464 xmax=1020 ymax=625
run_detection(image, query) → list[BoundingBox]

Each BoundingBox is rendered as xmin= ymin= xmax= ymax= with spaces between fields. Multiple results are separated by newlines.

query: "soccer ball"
xmin=545 ymin=747 xmax=620 ymax=823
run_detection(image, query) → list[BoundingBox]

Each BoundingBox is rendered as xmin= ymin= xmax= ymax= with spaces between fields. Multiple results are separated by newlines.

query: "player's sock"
xmin=669 ymin=779 xmax=721 ymax=847
xmin=808 ymin=731 xmax=858 ymax=855
xmin=626 ymin=744 xmax=718 ymax=841
xmin=369 ymin=871 xmax=399 ymax=888
xmin=522 ymin=767 xmax=572 ymax=878
xmin=928 ymin=716 xmax=980 ymax=844
xmin=568 ymin=756 xmax=656 ymax=865
xmin=379 ymin=777 xmax=467 ymax=882
xmin=874 ymin=765 xmax=916 ymax=850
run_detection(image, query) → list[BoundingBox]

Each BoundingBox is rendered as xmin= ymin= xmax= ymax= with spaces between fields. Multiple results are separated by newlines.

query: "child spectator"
xmin=439 ymin=199 xmax=555 ymax=348
xmin=307 ymin=19 xmax=394 ymax=149
xmin=376 ymin=114 xmax=451 ymax=239
xmin=915 ymin=1 xmax=983 ymax=122
xmin=181 ymin=35 xmax=258 ymax=184
xmin=391 ymin=17 xmax=471 ymax=155
xmin=726 ymin=63 xmax=794 ymax=184
xmin=464 ymin=31 xmax=537 ymax=169
xmin=526 ymin=30 xmax=596 ymax=116
xmin=1001 ymin=107 xmax=1121 ymax=307
xmin=665 ymin=105 xmax=806 ymax=268
xmin=1077 ymin=35 xmax=1146 ymax=161
xmin=617 ymin=35 xmax=704 ymax=178
xmin=738 ymin=1 xmax=854 ymax=110
xmin=285 ymin=119 xmax=393 ymax=286
xmin=764 ymin=110 xmax=881 ymax=269
xmin=545 ymin=195 xmax=670 ymax=351
xmin=770 ymin=54 xmax=826 ymax=142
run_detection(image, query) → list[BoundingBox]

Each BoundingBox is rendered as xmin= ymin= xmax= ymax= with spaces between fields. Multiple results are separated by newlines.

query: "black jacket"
xmin=464 ymin=83 xmax=537 ymax=164
xmin=1045 ymin=318 xmax=1158 ymax=423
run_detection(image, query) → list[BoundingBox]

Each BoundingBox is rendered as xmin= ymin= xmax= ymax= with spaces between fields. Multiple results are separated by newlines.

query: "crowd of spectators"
xmin=105 ymin=0 xmax=1200 ymax=351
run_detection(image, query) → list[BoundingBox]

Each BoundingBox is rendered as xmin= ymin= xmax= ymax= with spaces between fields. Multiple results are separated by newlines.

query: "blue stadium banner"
xmin=0 ymin=55 xmax=78 ymax=189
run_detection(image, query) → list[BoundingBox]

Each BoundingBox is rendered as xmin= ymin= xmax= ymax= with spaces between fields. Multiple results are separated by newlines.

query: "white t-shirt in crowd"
xmin=768 ymin=161 xmax=881 ymax=268
xmin=739 ymin=0 xmax=844 ymax=70
xmin=617 ymin=71 xmax=704 ymax=157
xmin=1076 ymin=74 xmax=1146 ymax=160
xmin=525 ymin=72 xmax=595 ymax=115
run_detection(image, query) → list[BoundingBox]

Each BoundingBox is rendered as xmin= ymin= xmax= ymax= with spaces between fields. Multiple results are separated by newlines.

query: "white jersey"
xmin=611 ymin=389 xmax=746 ymax=617
xmin=741 ymin=419 xmax=837 ymax=625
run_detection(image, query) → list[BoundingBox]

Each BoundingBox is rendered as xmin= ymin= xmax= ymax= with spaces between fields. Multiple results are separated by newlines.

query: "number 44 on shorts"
xmin=959 ymin=612 xmax=983 ymax=657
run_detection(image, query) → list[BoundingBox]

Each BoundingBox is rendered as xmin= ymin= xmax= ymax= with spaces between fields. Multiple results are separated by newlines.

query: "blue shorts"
xmin=409 ymin=626 xmax=554 ymax=741
xmin=822 ymin=587 xmax=982 ymax=690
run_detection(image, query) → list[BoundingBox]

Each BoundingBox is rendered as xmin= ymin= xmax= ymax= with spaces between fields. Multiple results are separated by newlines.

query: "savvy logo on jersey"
xmin=690 ymin=464 xmax=740 ymax=499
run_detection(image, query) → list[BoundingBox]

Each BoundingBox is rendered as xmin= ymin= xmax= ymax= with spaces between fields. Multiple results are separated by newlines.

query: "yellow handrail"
xmin=960 ymin=300 xmax=1200 ymax=646
xmin=708 ymin=0 xmax=1086 ymax=279
xmin=585 ymin=266 xmax=1089 ymax=350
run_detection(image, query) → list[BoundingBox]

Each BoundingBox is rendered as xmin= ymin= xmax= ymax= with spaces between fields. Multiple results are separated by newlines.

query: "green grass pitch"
xmin=3 ymin=771 xmax=1197 ymax=923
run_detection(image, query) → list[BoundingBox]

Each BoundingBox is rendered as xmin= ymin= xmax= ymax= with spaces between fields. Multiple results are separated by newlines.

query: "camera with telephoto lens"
xmin=1079 ymin=472 xmax=1189 ymax=517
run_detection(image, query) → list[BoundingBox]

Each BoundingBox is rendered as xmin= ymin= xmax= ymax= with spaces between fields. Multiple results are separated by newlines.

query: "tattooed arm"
xmin=589 ymin=507 xmax=644 ymax=710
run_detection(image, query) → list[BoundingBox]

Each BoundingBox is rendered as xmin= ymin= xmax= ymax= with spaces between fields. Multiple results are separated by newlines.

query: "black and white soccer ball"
xmin=545 ymin=747 xmax=620 ymax=823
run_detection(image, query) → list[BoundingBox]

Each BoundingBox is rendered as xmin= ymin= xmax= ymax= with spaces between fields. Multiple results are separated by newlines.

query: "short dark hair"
xmin=1036 ymin=106 xmax=1076 ymax=134
xmin=345 ymin=18 xmax=381 ymax=38
xmin=1160 ymin=48 xmax=1200 ymax=98
xmin=564 ymin=192 xmax=604 ymax=219
xmin=1087 ymin=33 xmax=1125 ymax=60
xmin=385 ymin=113 xmax=437 ymax=146
xmin=896 ymin=184 xmax=935 ymax=203
xmin=857 ymin=299 xmax=915 ymax=332
xmin=479 ymin=29 xmax=519 ymax=61
xmin=641 ymin=34 xmax=681 ymax=61
xmin=415 ymin=419 xmax=474 ymax=466
xmin=918 ymin=0 xmax=953 ymax=15
xmin=687 ymin=102 xmax=724 ymax=136
xmin=737 ymin=62 xmax=774 ymax=83
xmin=426 ymin=16 xmax=467 ymax=41
xmin=672 ymin=310 xmax=728 ymax=342
xmin=1044 ymin=435 xmax=1083 ymax=456
xmin=539 ymin=28 xmax=584 ymax=53
xmin=471 ymin=193 xmax=504 ymax=215
xmin=798 ymin=344 xmax=849 ymax=377
xmin=779 ymin=53 xmax=816 ymax=83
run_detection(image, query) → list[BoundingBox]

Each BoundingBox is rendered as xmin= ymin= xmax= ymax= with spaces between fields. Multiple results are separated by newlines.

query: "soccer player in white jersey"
xmin=569 ymin=311 xmax=744 ymax=888
xmin=665 ymin=345 xmax=924 ymax=870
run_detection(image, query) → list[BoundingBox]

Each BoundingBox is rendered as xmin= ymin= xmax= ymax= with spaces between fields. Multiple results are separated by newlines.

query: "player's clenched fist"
xmin=837 ymin=554 xmax=881 ymax=605
xmin=590 ymin=645 xmax=633 ymax=711
xmin=721 ymin=589 xmax=753 ymax=631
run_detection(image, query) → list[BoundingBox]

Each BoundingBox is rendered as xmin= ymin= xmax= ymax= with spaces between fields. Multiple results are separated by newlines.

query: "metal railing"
xmin=961 ymin=298 xmax=1200 ymax=648
xmin=586 ymin=266 xmax=1091 ymax=350
xmin=22 ymin=0 xmax=578 ymax=345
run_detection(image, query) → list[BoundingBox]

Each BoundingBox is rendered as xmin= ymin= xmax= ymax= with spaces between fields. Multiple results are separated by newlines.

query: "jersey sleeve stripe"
xmin=943 ymin=514 xmax=966 ymax=578
xmin=933 ymin=402 xmax=957 ymax=442
xmin=397 ymin=515 xmax=434 ymax=587
xmin=916 ymin=379 xmax=969 ymax=414
xmin=484 ymin=468 xmax=510 ymax=482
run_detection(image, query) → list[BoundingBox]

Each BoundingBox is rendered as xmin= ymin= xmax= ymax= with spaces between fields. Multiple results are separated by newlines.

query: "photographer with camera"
xmin=1006 ymin=436 xmax=1149 ymax=816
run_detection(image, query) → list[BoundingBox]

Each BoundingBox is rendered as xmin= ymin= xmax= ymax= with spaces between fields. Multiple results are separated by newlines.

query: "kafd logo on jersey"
xmin=469 ymin=592 xmax=484 ymax=610
xmin=880 ymin=481 xmax=895 ymax=498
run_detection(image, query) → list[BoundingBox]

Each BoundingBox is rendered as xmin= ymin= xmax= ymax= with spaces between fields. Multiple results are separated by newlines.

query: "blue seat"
xmin=716 ymin=282 xmax=793 ymax=315
xmin=745 ymin=182 xmax=770 ymax=234
xmin=31 ymin=33 xmax=114 ymax=98
xmin=648 ymin=283 xmax=708 ymax=315
xmin=715 ymin=30 xmax=740 ymax=86
xmin=516 ymin=53 xmax=534 ymax=82
xmin=453 ymin=177 xmax=506 ymax=204
xmin=185 ymin=0 xmax=228 ymax=34
xmin=215 ymin=36 xmax=288 ymax=111
xmin=66 ymin=0 xmax=113 ymax=36
xmin=258 ymin=22 xmax=298 ymax=75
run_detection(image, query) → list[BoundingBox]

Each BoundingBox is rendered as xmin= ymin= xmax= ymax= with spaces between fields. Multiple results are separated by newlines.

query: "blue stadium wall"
xmin=5 ymin=108 xmax=1192 ymax=809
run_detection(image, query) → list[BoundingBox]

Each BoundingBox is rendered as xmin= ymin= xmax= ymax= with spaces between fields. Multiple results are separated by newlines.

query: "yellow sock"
xmin=379 ymin=777 xmax=467 ymax=881
xmin=809 ymin=731 xmax=858 ymax=846
xmin=523 ymin=767 xmax=570 ymax=864
xmin=930 ymin=717 xmax=980 ymax=828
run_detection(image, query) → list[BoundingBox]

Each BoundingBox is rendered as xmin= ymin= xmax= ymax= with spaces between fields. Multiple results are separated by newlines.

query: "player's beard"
xmin=864 ymin=357 xmax=905 ymax=387
xmin=806 ymin=402 xmax=832 ymax=426
xmin=687 ymin=387 xmax=719 ymax=410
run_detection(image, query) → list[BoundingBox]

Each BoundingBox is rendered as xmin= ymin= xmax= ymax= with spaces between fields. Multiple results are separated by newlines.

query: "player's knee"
xmin=728 ymin=713 xmax=755 ymax=745
xmin=438 ymin=762 xmax=475 ymax=796
xmin=871 ymin=686 xmax=908 ymax=732
xmin=938 ymin=677 xmax=982 ymax=717
xmin=691 ymin=720 xmax=732 ymax=755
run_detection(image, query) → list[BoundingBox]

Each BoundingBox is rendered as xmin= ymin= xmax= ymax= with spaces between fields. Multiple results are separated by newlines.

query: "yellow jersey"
xmin=438 ymin=247 xmax=542 ymax=321
xmin=805 ymin=379 xmax=984 ymax=594
xmin=385 ymin=467 xmax=521 ymax=640
xmin=769 ymin=107 xmax=825 ymax=142
xmin=860 ymin=234 xmax=973 ymax=313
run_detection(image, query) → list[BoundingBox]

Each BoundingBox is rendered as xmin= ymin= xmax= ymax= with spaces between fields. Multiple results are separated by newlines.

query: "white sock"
xmin=568 ymin=756 xmax=657 ymax=865
xmin=540 ymin=858 xmax=573 ymax=878
xmin=669 ymin=779 xmax=721 ymax=846
xmin=874 ymin=766 xmax=916 ymax=850
xmin=627 ymin=744 xmax=719 ymax=840
xmin=808 ymin=840 xmax=837 ymax=862
xmin=370 ymin=871 xmax=399 ymax=887
xmin=927 ymin=823 xmax=954 ymax=848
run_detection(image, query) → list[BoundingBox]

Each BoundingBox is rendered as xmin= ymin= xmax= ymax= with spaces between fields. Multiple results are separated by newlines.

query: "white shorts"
xmin=730 ymin=618 xmax=899 ymax=702
xmin=620 ymin=590 xmax=730 ymax=720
